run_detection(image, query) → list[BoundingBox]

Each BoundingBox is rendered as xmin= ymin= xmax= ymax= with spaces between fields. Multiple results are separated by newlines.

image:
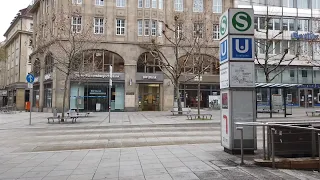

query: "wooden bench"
xmin=47 ymin=115 xmax=78 ymax=123
xmin=171 ymin=108 xmax=191 ymax=115
xmin=186 ymin=114 xmax=212 ymax=120
xmin=306 ymin=110 xmax=320 ymax=117
xmin=67 ymin=112 xmax=91 ymax=117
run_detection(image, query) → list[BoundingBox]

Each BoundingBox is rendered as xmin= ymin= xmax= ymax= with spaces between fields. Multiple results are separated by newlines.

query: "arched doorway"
xmin=70 ymin=50 xmax=125 ymax=112
xmin=137 ymin=52 xmax=162 ymax=111
xmin=178 ymin=54 xmax=219 ymax=108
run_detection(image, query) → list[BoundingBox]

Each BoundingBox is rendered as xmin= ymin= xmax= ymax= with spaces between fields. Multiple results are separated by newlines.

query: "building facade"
xmin=29 ymin=0 xmax=233 ymax=112
xmin=2 ymin=8 xmax=33 ymax=110
xmin=234 ymin=0 xmax=320 ymax=108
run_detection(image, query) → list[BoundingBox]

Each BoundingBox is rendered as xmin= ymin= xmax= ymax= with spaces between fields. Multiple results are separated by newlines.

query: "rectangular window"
xmin=95 ymin=0 xmax=104 ymax=6
xmin=158 ymin=0 xmax=163 ymax=9
xmin=177 ymin=23 xmax=183 ymax=38
xmin=174 ymin=0 xmax=183 ymax=11
xmin=116 ymin=0 xmax=125 ymax=7
xmin=193 ymin=23 xmax=203 ymax=38
xmin=274 ymin=19 xmax=280 ymax=30
xmin=151 ymin=20 xmax=157 ymax=36
xmin=275 ymin=41 xmax=281 ymax=54
xmin=254 ymin=17 xmax=258 ymax=30
xmin=283 ymin=0 xmax=294 ymax=7
xmin=71 ymin=16 xmax=82 ymax=33
xmin=314 ymin=0 xmax=320 ymax=9
xmin=116 ymin=19 xmax=125 ymax=35
xmin=144 ymin=20 xmax=150 ymax=36
xmin=259 ymin=40 xmax=266 ymax=54
xmin=138 ymin=0 xmax=143 ymax=7
xmin=158 ymin=22 xmax=162 ymax=36
xmin=213 ymin=24 xmax=219 ymax=40
xmin=289 ymin=41 xmax=296 ymax=55
xmin=259 ymin=17 xmax=266 ymax=30
xmin=138 ymin=20 xmax=143 ymax=36
xmin=94 ymin=18 xmax=104 ymax=34
xmin=145 ymin=0 xmax=150 ymax=8
xmin=193 ymin=0 xmax=204 ymax=12
xmin=72 ymin=0 xmax=82 ymax=4
xmin=152 ymin=0 xmax=157 ymax=8
xmin=298 ymin=19 xmax=309 ymax=31
xmin=297 ymin=0 xmax=310 ymax=9
xmin=268 ymin=0 xmax=280 ymax=6
xmin=283 ymin=19 xmax=295 ymax=31
xmin=290 ymin=70 xmax=295 ymax=77
xmin=213 ymin=0 xmax=222 ymax=13
xmin=302 ymin=70 xmax=308 ymax=77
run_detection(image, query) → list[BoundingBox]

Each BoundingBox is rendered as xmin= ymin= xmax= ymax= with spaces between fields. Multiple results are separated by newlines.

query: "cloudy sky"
xmin=0 ymin=0 xmax=31 ymax=41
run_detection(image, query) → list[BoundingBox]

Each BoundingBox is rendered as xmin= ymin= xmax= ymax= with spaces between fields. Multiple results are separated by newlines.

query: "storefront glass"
xmin=33 ymin=85 xmax=39 ymax=107
xmin=70 ymin=83 xmax=124 ymax=112
xmin=44 ymin=84 xmax=52 ymax=108
xmin=138 ymin=84 xmax=160 ymax=111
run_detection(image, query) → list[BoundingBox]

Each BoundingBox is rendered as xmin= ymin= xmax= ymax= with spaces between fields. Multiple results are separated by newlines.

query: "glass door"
xmin=299 ymin=89 xmax=305 ymax=108
xmin=306 ymin=89 xmax=313 ymax=108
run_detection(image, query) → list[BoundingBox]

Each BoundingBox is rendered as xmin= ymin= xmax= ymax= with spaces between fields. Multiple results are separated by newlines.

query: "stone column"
xmin=124 ymin=65 xmax=136 ymax=111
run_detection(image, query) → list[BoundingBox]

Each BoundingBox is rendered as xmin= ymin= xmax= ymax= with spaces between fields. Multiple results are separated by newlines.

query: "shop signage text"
xmin=75 ymin=74 xmax=121 ymax=79
xmin=142 ymin=76 xmax=157 ymax=80
xmin=291 ymin=32 xmax=319 ymax=41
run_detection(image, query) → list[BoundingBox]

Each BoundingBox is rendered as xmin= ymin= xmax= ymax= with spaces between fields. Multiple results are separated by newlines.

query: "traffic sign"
xmin=28 ymin=83 xmax=33 ymax=89
xmin=229 ymin=9 xmax=254 ymax=35
xmin=230 ymin=36 xmax=254 ymax=60
xmin=26 ymin=74 xmax=35 ymax=84
xmin=219 ymin=11 xmax=228 ymax=39
xmin=220 ymin=38 xmax=228 ymax=64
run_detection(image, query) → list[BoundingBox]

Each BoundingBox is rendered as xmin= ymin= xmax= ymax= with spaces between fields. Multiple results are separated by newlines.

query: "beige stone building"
xmin=29 ymin=0 xmax=233 ymax=112
xmin=2 ymin=8 xmax=33 ymax=110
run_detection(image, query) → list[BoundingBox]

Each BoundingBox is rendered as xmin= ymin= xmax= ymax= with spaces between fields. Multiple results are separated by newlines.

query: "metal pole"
xmin=29 ymin=89 xmax=32 ymax=125
xmin=311 ymin=126 xmax=316 ymax=159
xmin=263 ymin=125 xmax=266 ymax=160
xmin=267 ymin=126 xmax=271 ymax=160
xmin=109 ymin=65 xmax=112 ymax=123
xmin=318 ymin=133 xmax=320 ymax=172
xmin=236 ymin=127 xmax=244 ymax=165
xmin=271 ymin=128 xmax=275 ymax=169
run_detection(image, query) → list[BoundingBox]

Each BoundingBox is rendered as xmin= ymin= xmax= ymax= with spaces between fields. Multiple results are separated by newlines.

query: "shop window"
xmin=81 ymin=50 xmax=124 ymax=73
xmin=290 ymin=70 xmax=295 ymax=77
xmin=137 ymin=52 xmax=161 ymax=73
xmin=44 ymin=84 xmax=52 ymax=108
xmin=179 ymin=54 xmax=219 ymax=75
xmin=302 ymin=70 xmax=308 ymax=77
xmin=45 ymin=53 xmax=54 ymax=74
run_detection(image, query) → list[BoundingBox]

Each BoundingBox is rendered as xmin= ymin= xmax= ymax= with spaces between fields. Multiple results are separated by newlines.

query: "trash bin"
xmin=25 ymin=102 xmax=30 ymax=111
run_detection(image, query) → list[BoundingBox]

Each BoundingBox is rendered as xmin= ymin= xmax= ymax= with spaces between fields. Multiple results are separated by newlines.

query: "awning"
xmin=255 ymin=83 xmax=302 ymax=88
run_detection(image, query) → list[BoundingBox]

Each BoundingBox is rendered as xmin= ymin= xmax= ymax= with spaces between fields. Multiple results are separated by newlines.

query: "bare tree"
xmin=255 ymin=7 xmax=299 ymax=83
xmin=34 ymin=2 xmax=101 ymax=120
xmin=141 ymin=14 xmax=216 ymax=115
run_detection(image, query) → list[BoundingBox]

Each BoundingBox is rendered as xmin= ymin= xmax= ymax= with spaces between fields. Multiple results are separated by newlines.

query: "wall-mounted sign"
xmin=220 ymin=63 xmax=229 ymax=89
xmin=76 ymin=74 xmax=120 ymax=79
xmin=0 ymin=90 xmax=7 ymax=96
xmin=44 ymin=74 xmax=52 ymax=80
xmin=136 ymin=73 xmax=164 ymax=82
xmin=291 ymin=32 xmax=320 ymax=41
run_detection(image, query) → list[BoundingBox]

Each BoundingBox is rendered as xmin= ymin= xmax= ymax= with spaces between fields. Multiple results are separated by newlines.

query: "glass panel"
xmin=113 ymin=54 xmax=124 ymax=72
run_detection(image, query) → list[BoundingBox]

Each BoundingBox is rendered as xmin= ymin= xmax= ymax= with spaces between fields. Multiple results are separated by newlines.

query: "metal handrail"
xmin=235 ymin=121 xmax=320 ymax=170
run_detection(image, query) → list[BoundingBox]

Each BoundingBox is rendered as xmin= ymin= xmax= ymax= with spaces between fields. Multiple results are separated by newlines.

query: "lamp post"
xmin=109 ymin=65 xmax=112 ymax=123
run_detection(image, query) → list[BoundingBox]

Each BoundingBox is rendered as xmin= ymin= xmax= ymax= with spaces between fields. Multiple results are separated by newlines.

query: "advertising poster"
xmin=221 ymin=90 xmax=231 ymax=149
xmin=220 ymin=63 xmax=229 ymax=89
xmin=230 ymin=62 xmax=255 ymax=87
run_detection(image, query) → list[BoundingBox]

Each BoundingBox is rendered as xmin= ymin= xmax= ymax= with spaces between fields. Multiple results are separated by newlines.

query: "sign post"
xmin=26 ymin=74 xmax=35 ymax=125
xmin=219 ymin=8 xmax=257 ymax=154
xmin=109 ymin=65 xmax=112 ymax=123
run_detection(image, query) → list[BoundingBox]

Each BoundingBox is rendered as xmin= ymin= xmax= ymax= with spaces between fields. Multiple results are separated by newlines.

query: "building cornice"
xmin=4 ymin=30 xmax=33 ymax=47
xmin=4 ymin=12 xmax=32 ymax=37
xmin=29 ymin=0 xmax=40 ymax=13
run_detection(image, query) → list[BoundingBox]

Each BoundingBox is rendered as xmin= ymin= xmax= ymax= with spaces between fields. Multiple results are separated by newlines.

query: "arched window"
xmin=33 ymin=58 xmax=40 ymax=77
xmin=179 ymin=54 xmax=219 ymax=75
xmin=44 ymin=53 xmax=54 ymax=74
xmin=82 ymin=50 xmax=124 ymax=72
xmin=137 ymin=52 xmax=161 ymax=73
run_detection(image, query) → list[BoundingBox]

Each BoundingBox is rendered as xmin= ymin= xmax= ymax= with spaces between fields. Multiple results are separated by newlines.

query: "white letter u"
xmin=235 ymin=39 xmax=249 ymax=53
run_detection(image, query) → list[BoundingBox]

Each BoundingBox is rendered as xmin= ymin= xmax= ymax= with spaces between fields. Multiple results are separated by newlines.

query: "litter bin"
xmin=25 ymin=102 xmax=30 ymax=111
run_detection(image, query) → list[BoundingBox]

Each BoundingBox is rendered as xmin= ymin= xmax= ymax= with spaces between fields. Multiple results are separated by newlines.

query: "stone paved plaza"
xmin=0 ymin=109 xmax=320 ymax=179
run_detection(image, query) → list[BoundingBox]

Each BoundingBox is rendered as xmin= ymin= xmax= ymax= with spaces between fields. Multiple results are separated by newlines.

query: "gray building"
xmin=235 ymin=0 xmax=320 ymax=108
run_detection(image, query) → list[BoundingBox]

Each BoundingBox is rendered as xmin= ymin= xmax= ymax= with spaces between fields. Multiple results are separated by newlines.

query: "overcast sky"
xmin=0 ymin=0 xmax=31 ymax=41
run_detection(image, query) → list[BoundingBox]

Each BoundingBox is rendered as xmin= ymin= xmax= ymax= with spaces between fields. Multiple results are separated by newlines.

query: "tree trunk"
xmin=174 ymin=80 xmax=182 ymax=114
xmin=61 ymin=74 xmax=69 ymax=122
xmin=197 ymin=75 xmax=201 ymax=119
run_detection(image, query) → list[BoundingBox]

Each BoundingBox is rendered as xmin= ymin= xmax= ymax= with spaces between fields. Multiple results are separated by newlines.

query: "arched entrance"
xmin=178 ymin=54 xmax=220 ymax=108
xmin=70 ymin=50 xmax=125 ymax=112
xmin=137 ymin=52 xmax=163 ymax=111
